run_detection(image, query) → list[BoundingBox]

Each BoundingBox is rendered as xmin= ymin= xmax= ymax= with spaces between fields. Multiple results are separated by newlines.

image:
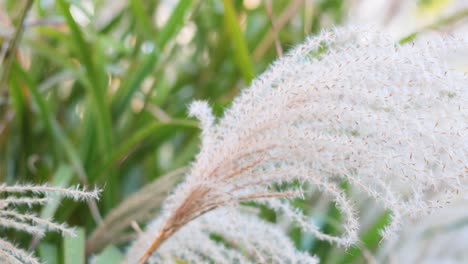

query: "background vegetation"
xmin=0 ymin=0 xmax=466 ymax=263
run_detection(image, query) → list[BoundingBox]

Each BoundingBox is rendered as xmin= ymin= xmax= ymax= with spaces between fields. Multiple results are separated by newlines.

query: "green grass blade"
xmin=93 ymin=119 xmax=198 ymax=181
xmin=222 ymin=0 xmax=255 ymax=83
xmin=25 ymin=39 xmax=89 ymax=86
xmin=57 ymin=0 xmax=113 ymax=154
xmin=155 ymin=0 xmax=194 ymax=48
xmin=11 ymin=62 xmax=88 ymax=182
xmin=63 ymin=227 xmax=86 ymax=264
xmin=129 ymin=0 xmax=155 ymax=38
xmin=40 ymin=165 xmax=74 ymax=219
xmin=8 ymin=72 xmax=25 ymax=122
xmin=38 ymin=243 xmax=59 ymax=264
xmin=92 ymin=245 xmax=123 ymax=264
xmin=113 ymin=0 xmax=194 ymax=117
xmin=112 ymin=53 xmax=157 ymax=117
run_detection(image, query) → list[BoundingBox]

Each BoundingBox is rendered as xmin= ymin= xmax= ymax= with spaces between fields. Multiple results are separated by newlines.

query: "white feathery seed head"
xmin=378 ymin=202 xmax=468 ymax=263
xmin=127 ymin=207 xmax=318 ymax=264
xmin=349 ymin=0 xmax=468 ymax=39
xmin=0 ymin=184 xmax=100 ymax=263
xmin=131 ymin=27 xmax=468 ymax=263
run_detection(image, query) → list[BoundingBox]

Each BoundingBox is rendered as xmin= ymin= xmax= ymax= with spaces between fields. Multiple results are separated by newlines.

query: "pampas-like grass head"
xmin=0 ymin=184 xmax=100 ymax=263
xmin=129 ymin=27 xmax=468 ymax=263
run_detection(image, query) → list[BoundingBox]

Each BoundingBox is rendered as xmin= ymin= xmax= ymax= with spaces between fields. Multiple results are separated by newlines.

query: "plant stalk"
xmin=0 ymin=0 xmax=34 ymax=91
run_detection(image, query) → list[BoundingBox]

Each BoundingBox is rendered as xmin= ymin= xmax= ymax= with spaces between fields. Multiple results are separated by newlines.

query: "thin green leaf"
xmin=40 ymin=165 xmax=74 ymax=219
xmin=63 ymin=227 xmax=86 ymax=264
xmin=129 ymin=0 xmax=155 ymax=38
xmin=222 ymin=0 xmax=255 ymax=83
xmin=113 ymin=0 xmax=194 ymax=117
xmin=38 ymin=243 xmax=59 ymax=264
xmin=92 ymin=245 xmax=123 ymax=264
xmin=11 ymin=62 xmax=88 ymax=182
xmin=155 ymin=0 xmax=194 ymax=48
xmin=57 ymin=0 xmax=113 ymax=155
xmin=94 ymin=119 xmax=198 ymax=181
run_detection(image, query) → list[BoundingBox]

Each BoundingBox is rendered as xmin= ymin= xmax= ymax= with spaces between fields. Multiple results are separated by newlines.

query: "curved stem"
xmin=0 ymin=0 xmax=34 ymax=91
xmin=137 ymin=230 xmax=167 ymax=264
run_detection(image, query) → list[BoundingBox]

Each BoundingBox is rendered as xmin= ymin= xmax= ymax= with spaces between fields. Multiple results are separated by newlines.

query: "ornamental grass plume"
xmin=130 ymin=27 xmax=468 ymax=263
xmin=128 ymin=208 xmax=318 ymax=264
xmin=0 ymin=184 xmax=100 ymax=263
xmin=378 ymin=202 xmax=468 ymax=263
xmin=349 ymin=0 xmax=468 ymax=39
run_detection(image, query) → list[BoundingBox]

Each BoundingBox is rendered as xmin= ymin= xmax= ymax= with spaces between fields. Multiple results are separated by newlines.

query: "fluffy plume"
xmin=127 ymin=207 xmax=318 ymax=264
xmin=132 ymin=27 xmax=468 ymax=263
xmin=349 ymin=0 xmax=468 ymax=38
xmin=0 ymin=184 xmax=100 ymax=263
xmin=378 ymin=202 xmax=468 ymax=263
